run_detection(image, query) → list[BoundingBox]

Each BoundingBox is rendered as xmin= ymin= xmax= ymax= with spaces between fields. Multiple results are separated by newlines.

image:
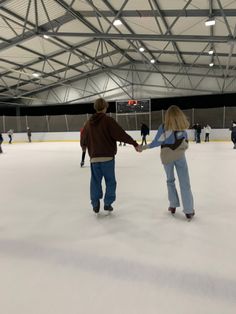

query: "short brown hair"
xmin=164 ymin=105 xmax=190 ymax=131
xmin=94 ymin=98 xmax=108 ymax=112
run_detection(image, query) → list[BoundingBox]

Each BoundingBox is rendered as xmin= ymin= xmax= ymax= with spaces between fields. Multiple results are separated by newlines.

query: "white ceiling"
xmin=0 ymin=0 xmax=236 ymax=105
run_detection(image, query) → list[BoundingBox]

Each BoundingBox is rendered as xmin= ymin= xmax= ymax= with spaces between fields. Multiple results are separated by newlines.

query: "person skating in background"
xmin=230 ymin=120 xmax=236 ymax=149
xmin=204 ymin=124 xmax=211 ymax=142
xmin=81 ymin=98 xmax=141 ymax=214
xmin=80 ymin=123 xmax=86 ymax=167
xmin=192 ymin=123 xmax=197 ymax=142
xmin=7 ymin=129 xmax=13 ymax=144
xmin=196 ymin=123 xmax=202 ymax=143
xmin=27 ymin=127 xmax=32 ymax=143
xmin=119 ymin=142 xmax=126 ymax=146
xmin=141 ymin=105 xmax=195 ymax=221
xmin=140 ymin=123 xmax=150 ymax=145
xmin=0 ymin=133 xmax=3 ymax=153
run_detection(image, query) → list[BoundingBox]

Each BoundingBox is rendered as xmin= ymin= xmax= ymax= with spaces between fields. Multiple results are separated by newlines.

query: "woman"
xmin=142 ymin=105 xmax=195 ymax=220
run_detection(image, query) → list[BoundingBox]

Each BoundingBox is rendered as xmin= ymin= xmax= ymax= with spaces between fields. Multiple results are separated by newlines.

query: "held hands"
xmin=135 ymin=145 xmax=143 ymax=153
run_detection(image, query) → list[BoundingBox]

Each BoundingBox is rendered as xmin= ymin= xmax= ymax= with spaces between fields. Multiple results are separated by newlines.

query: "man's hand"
xmin=135 ymin=145 xmax=142 ymax=152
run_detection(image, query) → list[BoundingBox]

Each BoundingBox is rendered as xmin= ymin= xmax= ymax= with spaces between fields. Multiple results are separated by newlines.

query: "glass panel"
xmin=48 ymin=115 xmax=67 ymax=132
xmin=117 ymin=114 xmax=136 ymax=130
xmin=194 ymin=107 xmax=224 ymax=128
xmin=182 ymin=109 xmax=193 ymax=127
xmin=225 ymin=107 xmax=236 ymax=128
xmin=0 ymin=116 xmax=4 ymax=132
xmin=27 ymin=116 xmax=48 ymax=132
xmin=5 ymin=116 xmax=18 ymax=133
xmin=151 ymin=111 xmax=163 ymax=130
xmin=66 ymin=114 xmax=88 ymax=131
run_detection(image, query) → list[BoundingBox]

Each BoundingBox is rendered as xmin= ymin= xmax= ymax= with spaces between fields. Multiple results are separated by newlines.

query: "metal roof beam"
xmin=42 ymin=32 xmax=234 ymax=43
xmin=0 ymin=50 xmax=126 ymax=94
xmin=0 ymin=13 xmax=74 ymax=52
xmin=110 ymin=65 xmax=234 ymax=78
xmin=56 ymin=9 xmax=236 ymax=18
xmin=14 ymin=61 xmax=132 ymax=98
xmin=54 ymin=0 xmax=134 ymax=62
xmin=0 ymin=0 xmax=13 ymax=7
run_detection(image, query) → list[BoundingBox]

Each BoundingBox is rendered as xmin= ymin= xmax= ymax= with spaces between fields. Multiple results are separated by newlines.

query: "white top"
xmin=204 ymin=125 xmax=211 ymax=133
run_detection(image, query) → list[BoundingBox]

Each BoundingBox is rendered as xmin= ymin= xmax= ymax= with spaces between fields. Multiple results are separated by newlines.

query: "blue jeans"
xmin=163 ymin=157 xmax=194 ymax=214
xmin=90 ymin=159 xmax=116 ymax=208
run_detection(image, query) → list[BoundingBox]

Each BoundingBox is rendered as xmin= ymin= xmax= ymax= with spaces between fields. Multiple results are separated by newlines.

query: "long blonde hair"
xmin=164 ymin=105 xmax=190 ymax=131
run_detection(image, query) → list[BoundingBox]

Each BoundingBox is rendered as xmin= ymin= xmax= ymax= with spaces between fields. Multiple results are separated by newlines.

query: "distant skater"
xmin=141 ymin=105 xmax=195 ymax=220
xmin=204 ymin=124 xmax=211 ymax=142
xmin=0 ymin=133 xmax=3 ymax=153
xmin=7 ymin=129 xmax=13 ymax=144
xmin=230 ymin=120 xmax=236 ymax=149
xmin=27 ymin=127 xmax=32 ymax=143
xmin=196 ymin=123 xmax=202 ymax=143
xmin=141 ymin=123 xmax=150 ymax=145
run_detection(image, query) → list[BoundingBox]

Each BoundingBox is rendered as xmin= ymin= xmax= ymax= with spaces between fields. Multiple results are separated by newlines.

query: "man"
xmin=7 ymin=129 xmax=13 ymax=144
xmin=196 ymin=123 xmax=202 ymax=143
xmin=140 ymin=123 xmax=150 ymax=145
xmin=81 ymin=98 xmax=141 ymax=213
xmin=0 ymin=133 xmax=3 ymax=153
xmin=27 ymin=127 xmax=32 ymax=143
xmin=230 ymin=120 xmax=236 ymax=149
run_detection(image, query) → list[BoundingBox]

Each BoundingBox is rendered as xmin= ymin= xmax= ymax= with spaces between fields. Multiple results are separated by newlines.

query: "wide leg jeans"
xmin=163 ymin=157 xmax=194 ymax=214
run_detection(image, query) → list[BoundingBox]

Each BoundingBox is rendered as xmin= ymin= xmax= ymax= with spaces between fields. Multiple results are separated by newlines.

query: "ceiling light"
xmin=113 ymin=19 xmax=122 ymax=26
xmin=43 ymin=34 xmax=50 ymax=39
xmin=209 ymin=62 xmax=214 ymax=67
xmin=205 ymin=18 xmax=215 ymax=26
xmin=208 ymin=50 xmax=214 ymax=55
xmin=32 ymin=72 xmax=41 ymax=77
xmin=150 ymin=59 xmax=156 ymax=64
xmin=139 ymin=47 xmax=145 ymax=52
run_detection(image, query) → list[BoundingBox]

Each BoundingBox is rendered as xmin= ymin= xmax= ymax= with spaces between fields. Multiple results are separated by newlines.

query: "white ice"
xmin=0 ymin=141 xmax=236 ymax=314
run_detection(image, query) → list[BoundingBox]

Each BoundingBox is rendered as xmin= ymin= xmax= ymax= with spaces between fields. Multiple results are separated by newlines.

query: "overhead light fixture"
xmin=205 ymin=18 xmax=215 ymax=26
xmin=43 ymin=34 xmax=50 ymax=39
xmin=209 ymin=62 xmax=214 ymax=67
xmin=150 ymin=59 xmax=156 ymax=64
xmin=139 ymin=47 xmax=145 ymax=52
xmin=113 ymin=19 xmax=122 ymax=26
xmin=208 ymin=50 xmax=214 ymax=55
xmin=32 ymin=72 xmax=41 ymax=77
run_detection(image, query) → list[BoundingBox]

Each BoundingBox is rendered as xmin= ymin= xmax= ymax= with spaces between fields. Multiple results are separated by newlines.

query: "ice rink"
xmin=0 ymin=141 xmax=235 ymax=314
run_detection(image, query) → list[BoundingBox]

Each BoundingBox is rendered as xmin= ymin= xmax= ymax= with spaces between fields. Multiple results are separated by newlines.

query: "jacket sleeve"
xmin=108 ymin=118 xmax=138 ymax=147
xmin=148 ymin=124 xmax=165 ymax=149
xmin=80 ymin=124 xmax=88 ymax=151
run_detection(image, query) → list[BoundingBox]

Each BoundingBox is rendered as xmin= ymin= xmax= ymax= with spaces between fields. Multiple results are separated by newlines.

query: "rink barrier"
xmin=0 ymin=129 xmax=232 ymax=143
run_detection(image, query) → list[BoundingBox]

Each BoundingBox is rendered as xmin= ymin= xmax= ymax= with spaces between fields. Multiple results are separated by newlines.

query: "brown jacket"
xmin=80 ymin=113 xmax=138 ymax=158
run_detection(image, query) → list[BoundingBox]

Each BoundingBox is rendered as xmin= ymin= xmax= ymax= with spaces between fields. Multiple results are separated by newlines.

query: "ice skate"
xmin=104 ymin=205 xmax=113 ymax=212
xmin=168 ymin=207 xmax=176 ymax=214
xmin=93 ymin=201 xmax=100 ymax=214
xmin=185 ymin=212 xmax=195 ymax=221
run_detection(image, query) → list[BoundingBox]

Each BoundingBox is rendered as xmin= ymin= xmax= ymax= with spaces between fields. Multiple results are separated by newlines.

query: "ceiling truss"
xmin=0 ymin=0 xmax=236 ymax=106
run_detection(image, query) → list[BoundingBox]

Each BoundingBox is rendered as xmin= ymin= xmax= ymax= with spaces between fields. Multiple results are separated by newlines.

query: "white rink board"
xmin=1 ymin=129 xmax=232 ymax=142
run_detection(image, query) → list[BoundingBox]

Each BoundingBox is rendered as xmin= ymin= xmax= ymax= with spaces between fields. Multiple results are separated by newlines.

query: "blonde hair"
xmin=94 ymin=98 xmax=108 ymax=112
xmin=164 ymin=105 xmax=190 ymax=131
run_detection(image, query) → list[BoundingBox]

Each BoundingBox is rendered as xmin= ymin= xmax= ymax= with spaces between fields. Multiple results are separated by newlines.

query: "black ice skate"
xmin=185 ymin=212 xmax=195 ymax=221
xmin=104 ymin=205 xmax=113 ymax=212
xmin=168 ymin=207 xmax=176 ymax=214
xmin=93 ymin=201 xmax=100 ymax=214
xmin=80 ymin=161 xmax=84 ymax=167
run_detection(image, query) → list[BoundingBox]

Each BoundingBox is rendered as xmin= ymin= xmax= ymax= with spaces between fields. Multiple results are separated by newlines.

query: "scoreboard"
xmin=116 ymin=99 xmax=150 ymax=114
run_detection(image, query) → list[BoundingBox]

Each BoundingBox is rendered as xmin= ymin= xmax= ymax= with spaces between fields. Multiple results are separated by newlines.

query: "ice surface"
xmin=0 ymin=141 xmax=235 ymax=314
